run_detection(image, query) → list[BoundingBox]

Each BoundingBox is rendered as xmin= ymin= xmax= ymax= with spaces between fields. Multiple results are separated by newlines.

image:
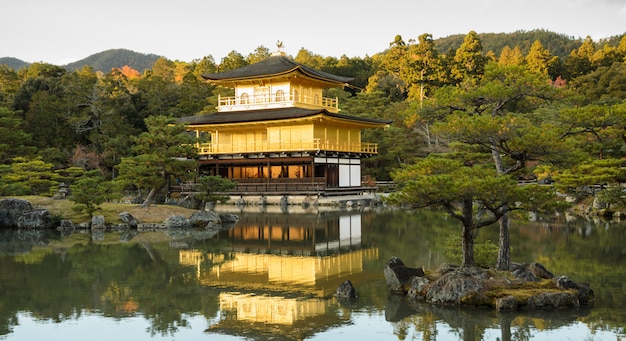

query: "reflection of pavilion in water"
xmin=179 ymin=211 xmax=378 ymax=337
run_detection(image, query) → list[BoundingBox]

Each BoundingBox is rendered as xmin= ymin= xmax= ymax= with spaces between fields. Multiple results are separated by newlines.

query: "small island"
xmin=383 ymin=256 xmax=593 ymax=311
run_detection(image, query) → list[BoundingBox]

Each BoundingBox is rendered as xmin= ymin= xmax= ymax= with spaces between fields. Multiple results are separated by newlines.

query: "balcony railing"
xmin=196 ymin=138 xmax=378 ymax=155
xmin=217 ymin=93 xmax=339 ymax=112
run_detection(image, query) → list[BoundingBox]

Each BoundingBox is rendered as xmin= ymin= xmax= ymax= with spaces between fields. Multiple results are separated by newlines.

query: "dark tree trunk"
xmin=461 ymin=224 xmax=475 ymax=268
xmin=141 ymin=187 xmax=159 ymax=208
xmin=496 ymin=210 xmax=511 ymax=270
xmin=461 ymin=198 xmax=475 ymax=268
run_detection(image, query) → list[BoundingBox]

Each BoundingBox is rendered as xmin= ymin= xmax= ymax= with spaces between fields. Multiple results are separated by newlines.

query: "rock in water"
xmin=16 ymin=209 xmax=53 ymax=229
xmin=555 ymin=275 xmax=594 ymax=305
xmin=407 ymin=276 xmax=431 ymax=300
xmin=384 ymin=257 xmax=425 ymax=294
xmin=496 ymin=295 xmax=519 ymax=311
xmin=189 ymin=210 xmax=221 ymax=228
xmin=219 ymin=213 xmax=239 ymax=224
xmin=336 ymin=280 xmax=357 ymax=298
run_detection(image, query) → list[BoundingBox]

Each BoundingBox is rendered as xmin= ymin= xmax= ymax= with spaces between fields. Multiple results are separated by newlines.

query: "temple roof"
xmin=177 ymin=107 xmax=391 ymax=127
xmin=202 ymin=55 xmax=354 ymax=85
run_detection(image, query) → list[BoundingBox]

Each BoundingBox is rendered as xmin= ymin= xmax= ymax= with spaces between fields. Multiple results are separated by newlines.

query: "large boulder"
xmin=529 ymin=262 xmax=555 ymax=279
xmin=555 ymin=275 xmax=594 ymax=305
xmin=91 ymin=215 xmax=106 ymax=229
xmin=512 ymin=262 xmax=555 ymax=282
xmin=384 ymin=257 xmax=425 ymax=294
xmin=189 ymin=210 xmax=221 ymax=228
xmin=163 ymin=215 xmax=191 ymax=228
xmin=0 ymin=198 xmax=34 ymax=227
xmin=496 ymin=295 xmax=519 ymax=311
xmin=219 ymin=213 xmax=239 ymax=224
xmin=425 ymin=267 xmax=487 ymax=304
xmin=16 ymin=209 xmax=54 ymax=229
xmin=527 ymin=292 xmax=579 ymax=309
xmin=57 ymin=220 xmax=75 ymax=231
xmin=118 ymin=212 xmax=138 ymax=227
xmin=407 ymin=276 xmax=431 ymax=300
xmin=576 ymin=282 xmax=595 ymax=305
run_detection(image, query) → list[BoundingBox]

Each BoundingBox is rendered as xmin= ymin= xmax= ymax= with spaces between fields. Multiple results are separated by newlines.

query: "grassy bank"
xmin=7 ymin=196 xmax=198 ymax=224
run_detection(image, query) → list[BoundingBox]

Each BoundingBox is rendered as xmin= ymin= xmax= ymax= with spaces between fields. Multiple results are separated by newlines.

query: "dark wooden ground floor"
xmin=176 ymin=155 xmax=371 ymax=196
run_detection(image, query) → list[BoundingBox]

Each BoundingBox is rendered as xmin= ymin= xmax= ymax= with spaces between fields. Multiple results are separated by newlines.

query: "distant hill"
xmin=434 ymin=29 xmax=624 ymax=59
xmin=0 ymin=57 xmax=29 ymax=70
xmin=0 ymin=49 xmax=161 ymax=73
xmin=63 ymin=48 xmax=161 ymax=72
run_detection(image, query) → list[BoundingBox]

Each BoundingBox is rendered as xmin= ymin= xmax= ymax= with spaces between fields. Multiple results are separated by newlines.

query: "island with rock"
xmin=383 ymin=256 xmax=593 ymax=311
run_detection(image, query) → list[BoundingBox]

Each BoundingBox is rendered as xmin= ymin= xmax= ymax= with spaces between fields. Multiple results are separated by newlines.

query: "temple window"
xmin=240 ymin=93 xmax=249 ymax=104
xmin=275 ymin=90 xmax=285 ymax=102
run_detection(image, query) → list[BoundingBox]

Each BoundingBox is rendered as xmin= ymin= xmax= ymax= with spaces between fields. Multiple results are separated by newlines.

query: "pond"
xmin=0 ymin=205 xmax=625 ymax=341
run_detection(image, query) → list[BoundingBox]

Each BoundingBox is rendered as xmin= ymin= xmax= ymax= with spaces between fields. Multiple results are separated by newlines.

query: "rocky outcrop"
xmin=219 ymin=213 xmax=239 ymax=224
xmin=16 ymin=209 xmax=55 ymax=229
xmin=384 ymin=256 xmax=425 ymax=294
xmin=92 ymin=215 xmax=106 ymax=229
xmin=556 ymin=275 xmax=594 ymax=305
xmin=425 ymin=267 xmax=488 ymax=304
xmin=163 ymin=215 xmax=191 ymax=229
xmin=118 ymin=212 xmax=138 ymax=228
xmin=527 ymin=292 xmax=579 ymax=309
xmin=407 ymin=276 xmax=431 ymax=301
xmin=511 ymin=262 xmax=555 ymax=282
xmin=57 ymin=220 xmax=75 ymax=237
xmin=0 ymin=198 xmax=34 ymax=228
xmin=189 ymin=210 xmax=221 ymax=228
xmin=496 ymin=295 xmax=518 ymax=311
xmin=386 ymin=257 xmax=593 ymax=311
xmin=0 ymin=198 xmax=55 ymax=229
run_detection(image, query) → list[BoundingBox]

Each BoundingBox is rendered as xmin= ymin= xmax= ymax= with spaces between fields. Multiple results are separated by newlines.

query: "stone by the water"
xmin=336 ymin=279 xmax=357 ymax=298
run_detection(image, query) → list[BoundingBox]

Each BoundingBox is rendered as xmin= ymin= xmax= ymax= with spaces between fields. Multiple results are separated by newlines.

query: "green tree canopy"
xmin=115 ymin=115 xmax=198 ymax=207
xmin=451 ymin=31 xmax=486 ymax=84
xmin=0 ymin=106 xmax=33 ymax=163
xmin=390 ymin=155 xmax=555 ymax=268
xmin=69 ymin=170 xmax=116 ymax=218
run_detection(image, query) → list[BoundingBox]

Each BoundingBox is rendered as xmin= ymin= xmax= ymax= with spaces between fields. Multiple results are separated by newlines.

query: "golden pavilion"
xmin=178 ymin=49 xmax=390 ymax=195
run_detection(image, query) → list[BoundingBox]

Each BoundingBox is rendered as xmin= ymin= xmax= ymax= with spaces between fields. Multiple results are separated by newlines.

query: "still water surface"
xmin=0 ymin=206 xmax=624 ymax=340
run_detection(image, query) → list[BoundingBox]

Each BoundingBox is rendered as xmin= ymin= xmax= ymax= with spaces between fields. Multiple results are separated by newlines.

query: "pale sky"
xmin=2 ymin=0 xmax=625 ymax=65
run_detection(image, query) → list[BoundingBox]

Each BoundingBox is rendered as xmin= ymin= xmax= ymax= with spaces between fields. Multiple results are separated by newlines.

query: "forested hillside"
xmin=0 ymin=57 xmax=29 ymax=70
xmin=63 ymin=49 xmax=161 ymax=72
xmin=434 ymin=29 xmax=584 ymax=58
xmin=0 ymin=49 xmax=162 ymax=73
xmin=0 ymin=30 xmax=625 ymax=215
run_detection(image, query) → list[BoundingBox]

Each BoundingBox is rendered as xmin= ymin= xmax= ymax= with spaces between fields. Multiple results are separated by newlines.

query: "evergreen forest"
xmin=1 ymin=30 xmax=625 ymax=220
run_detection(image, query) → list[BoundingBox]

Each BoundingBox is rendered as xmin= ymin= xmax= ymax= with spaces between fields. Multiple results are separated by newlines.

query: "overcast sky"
xmin=3 ymin=0 xmax=625 ymax=65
